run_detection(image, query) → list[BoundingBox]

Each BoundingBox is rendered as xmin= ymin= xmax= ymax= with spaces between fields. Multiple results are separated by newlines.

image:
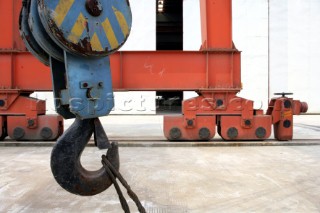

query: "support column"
xmin=200 ymin=0 xmax=232 ymax=49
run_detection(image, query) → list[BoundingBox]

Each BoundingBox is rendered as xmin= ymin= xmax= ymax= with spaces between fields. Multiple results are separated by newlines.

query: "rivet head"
xmin=283 ymin=120 xmax=291 ymax=128
xmin=0 ymin=100 xmax=5 ymax=107
xmin=187 ymin=119 xmax=194 ymax=126
xmin=244 ymin=119 xmax=251 ymax=126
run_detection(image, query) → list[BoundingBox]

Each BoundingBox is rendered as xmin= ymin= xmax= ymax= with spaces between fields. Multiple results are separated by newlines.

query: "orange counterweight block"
xmin=0 ymin=90 xmax=63 ymax=141
xmin=164 ymin=92 xmax=307 ymax=141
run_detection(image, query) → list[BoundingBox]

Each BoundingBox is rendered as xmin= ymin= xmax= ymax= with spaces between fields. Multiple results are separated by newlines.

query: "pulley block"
xmin=19 ymin=0 xmax=132 ymax=119
xmin=19 ymin=0 xmax=134 ymax=198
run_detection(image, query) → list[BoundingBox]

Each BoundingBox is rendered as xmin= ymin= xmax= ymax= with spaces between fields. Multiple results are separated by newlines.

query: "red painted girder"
xmin=0 ymin=50 xmax=241 ymax=92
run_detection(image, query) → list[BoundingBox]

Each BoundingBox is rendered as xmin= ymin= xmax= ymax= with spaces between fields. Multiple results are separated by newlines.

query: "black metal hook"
xmin=50 ymin=117 xmax=119 ymax=196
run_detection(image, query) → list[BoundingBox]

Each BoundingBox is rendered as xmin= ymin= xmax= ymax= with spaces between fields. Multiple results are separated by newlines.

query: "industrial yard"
xmin=1 ymin=115 xmax=320 ymax=212
xmin=1 ymin=0 xmax=320 ymax=212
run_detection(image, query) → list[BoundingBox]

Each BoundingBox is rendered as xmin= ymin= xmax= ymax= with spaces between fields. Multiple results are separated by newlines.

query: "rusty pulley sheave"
xmin=38 ymin=0 xmax=132 ymax=57
xmin=21 ymin=0 xmax=132 ymax=60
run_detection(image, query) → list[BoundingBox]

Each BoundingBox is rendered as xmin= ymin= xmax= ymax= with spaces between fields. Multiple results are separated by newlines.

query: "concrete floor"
xmin=1 ymin=115 xmax=320 ymax=212
xmin=62 ymin=114 xmax=320 ymax=141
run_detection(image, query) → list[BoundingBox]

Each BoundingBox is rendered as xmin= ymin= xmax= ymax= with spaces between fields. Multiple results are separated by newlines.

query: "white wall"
xmin=233 ymin=0 xmax=269 ymax=109
xmin=270 ymin=0 xmax=320 ymax=113
xmin=183 ymin=0 xmax=201 ymax=50
xmin=33 ymin=0 xmax=320 ymax=114
xmin=120 ymin=0 xmax=156 ymax=50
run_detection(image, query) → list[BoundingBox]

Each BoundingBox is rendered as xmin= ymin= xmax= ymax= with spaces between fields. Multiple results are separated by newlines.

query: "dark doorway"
xmin=156 ymin=91 xmax=183 ymax=114
xmin=156 ymin=0 xmax=183 ymax=50
xmin=155 ymin=0 xmax=183 ymax=114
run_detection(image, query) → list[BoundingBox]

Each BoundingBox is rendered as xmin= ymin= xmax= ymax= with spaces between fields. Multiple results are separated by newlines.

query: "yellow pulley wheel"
xmin=38 ymin=0 xmax=132 ymax=57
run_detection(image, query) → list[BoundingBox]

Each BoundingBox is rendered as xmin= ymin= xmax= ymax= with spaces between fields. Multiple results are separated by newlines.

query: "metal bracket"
xmin=50 ymin=52 xmax=114 ymax=119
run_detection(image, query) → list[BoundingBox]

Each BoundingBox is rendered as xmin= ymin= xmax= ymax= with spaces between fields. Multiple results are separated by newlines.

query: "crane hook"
xmin=50 ymin=117 xmax=119 ymax=196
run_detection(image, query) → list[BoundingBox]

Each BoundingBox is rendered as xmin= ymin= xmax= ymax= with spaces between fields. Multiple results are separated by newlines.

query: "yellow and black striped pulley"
xmin=38 ymin=0 xmax=132 ymax=57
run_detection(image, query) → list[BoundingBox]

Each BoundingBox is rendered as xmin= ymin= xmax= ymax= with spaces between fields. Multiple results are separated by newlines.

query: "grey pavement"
xmin=62 ymin=114 xmax=320 ymax=141
xmin=0 ymin=115 xmax=320 ymax=212
xmin=1 ymin=146 xmax=320 ymax=212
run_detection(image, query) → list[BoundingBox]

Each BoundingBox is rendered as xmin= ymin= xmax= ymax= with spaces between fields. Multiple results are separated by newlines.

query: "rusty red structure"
xmin=0 ymin=0 xmax=307 ymax=141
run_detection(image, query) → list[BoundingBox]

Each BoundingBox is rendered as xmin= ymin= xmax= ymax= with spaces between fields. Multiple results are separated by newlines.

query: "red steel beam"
xmin=0 ymin=0 xmax=238 ymax=92
xmin=111 ymin=51 xmax=241 ymax=91
xmin=0 ymin=51 xmax=241 ymax=92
